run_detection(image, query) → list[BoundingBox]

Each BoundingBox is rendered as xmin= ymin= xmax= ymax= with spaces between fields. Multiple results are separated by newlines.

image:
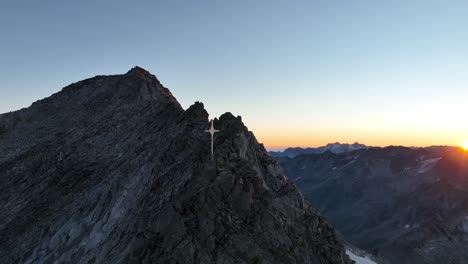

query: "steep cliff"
xmin=0 ymin=67 xmax=352 ymax=264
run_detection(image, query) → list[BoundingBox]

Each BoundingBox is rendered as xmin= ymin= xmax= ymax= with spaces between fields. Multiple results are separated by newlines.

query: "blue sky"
xmin=1 ymin=1 xmax=468 ymax=148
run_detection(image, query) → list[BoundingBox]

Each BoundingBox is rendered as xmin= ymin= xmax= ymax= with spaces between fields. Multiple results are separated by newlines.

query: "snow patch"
xmin=417 ymin=157 xmax=441 ymax=173
xmin=346 ymin=250 xmax=378 ymax=264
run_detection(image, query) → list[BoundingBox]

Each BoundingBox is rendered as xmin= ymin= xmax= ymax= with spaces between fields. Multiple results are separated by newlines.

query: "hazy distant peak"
xmin=326 ymin=142 xmax=366 ymax=147
xmin=269 ymin=142 xmax=368 ymax=158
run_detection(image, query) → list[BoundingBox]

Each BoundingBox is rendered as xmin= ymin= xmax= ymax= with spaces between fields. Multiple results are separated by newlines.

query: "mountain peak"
xmin=123 ymin=66 xmax=179 ymax=106
xmin=126 ymin=66 xmax=154 ymax=78
xmin=185 ymin=101 xmax=209 ymax=122
xmin=216 ymin=112 xmax=245 ymax=135
xmin=0 ymin=69 xmax=352 ymax=264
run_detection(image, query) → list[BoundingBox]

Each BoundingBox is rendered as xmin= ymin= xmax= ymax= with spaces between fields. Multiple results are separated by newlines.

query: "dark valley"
xmin=276 ymin=145 xmax=468 ymax=264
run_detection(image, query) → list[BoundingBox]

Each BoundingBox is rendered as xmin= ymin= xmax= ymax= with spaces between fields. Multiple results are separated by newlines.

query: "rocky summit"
xmin=0 ymin=67 xmax=352 ymax=264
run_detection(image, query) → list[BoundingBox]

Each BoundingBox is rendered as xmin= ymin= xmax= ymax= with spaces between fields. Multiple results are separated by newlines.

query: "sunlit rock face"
xmin=276 ymin=146 xmax=468 ymax=264
xmin=0 ymin=67 xmax=352 ymax=264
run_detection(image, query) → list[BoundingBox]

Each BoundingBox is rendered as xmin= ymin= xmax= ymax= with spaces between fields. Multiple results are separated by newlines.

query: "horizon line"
xmin=265 ymin=143 xmax=458 ymax=152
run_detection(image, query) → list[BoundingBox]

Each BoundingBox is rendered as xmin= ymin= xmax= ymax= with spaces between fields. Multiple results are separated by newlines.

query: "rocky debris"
xmin=0 ymin=67 xmax=352 ymax=264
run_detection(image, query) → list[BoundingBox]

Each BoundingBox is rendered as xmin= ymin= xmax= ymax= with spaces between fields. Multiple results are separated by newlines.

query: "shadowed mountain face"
xmin=0 ymin=67 xmax=352 ymax=264
xmin=276 ymin=146 xmax=468 ymax=264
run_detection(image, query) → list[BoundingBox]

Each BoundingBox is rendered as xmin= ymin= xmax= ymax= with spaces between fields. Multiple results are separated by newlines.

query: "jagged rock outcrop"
xmin=0 ymin=67 xmax=352 ymax=264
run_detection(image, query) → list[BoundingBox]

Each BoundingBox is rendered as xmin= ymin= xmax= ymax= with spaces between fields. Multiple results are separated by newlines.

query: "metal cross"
xmin=205 ymin=119 xmax=220 ymax=160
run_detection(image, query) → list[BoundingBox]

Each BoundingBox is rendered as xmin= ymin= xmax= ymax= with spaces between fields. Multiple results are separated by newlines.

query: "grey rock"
xmin=0 ymin=67 xmax=352 ymax=264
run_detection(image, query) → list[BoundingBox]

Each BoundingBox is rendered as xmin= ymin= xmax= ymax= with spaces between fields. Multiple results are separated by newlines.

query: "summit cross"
xmin=205 ymin=119 xmax=220 ymax=160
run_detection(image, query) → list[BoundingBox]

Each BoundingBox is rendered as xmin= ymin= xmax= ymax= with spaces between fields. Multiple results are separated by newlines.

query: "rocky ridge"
xmin=0 ymin=67 xmax=352 ymax=264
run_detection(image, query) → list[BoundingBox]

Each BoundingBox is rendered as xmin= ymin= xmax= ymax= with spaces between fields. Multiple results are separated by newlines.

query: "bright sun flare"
xmin=462 ymin=141 xmax=468 ymax=150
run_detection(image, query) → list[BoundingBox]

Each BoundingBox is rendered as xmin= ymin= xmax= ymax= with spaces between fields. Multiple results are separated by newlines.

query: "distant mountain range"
xmin=275 ymin=145 xmax=468 ymax=264
xmin=269 ymin=142 xmax=368 ymax=157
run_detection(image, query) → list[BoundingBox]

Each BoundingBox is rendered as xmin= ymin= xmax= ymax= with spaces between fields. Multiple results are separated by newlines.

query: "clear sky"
xmin=1 ymin=1 xmax=468 ymax=150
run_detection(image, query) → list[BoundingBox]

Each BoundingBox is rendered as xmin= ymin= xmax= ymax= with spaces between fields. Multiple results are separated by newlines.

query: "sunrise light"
xmin=461 ymin=141 xmax=468 ymax=150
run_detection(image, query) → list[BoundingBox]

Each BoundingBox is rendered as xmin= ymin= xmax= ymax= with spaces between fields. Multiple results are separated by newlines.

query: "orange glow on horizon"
xmin=462 ymin=141 xmax=468 ymax=150
xmin=251 ymin=126 xmax=467 ymax=151
xmin=243 ymin=108 xmax=468 ymax=151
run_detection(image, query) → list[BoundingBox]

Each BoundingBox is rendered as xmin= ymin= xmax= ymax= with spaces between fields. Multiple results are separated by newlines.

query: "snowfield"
xmin=346 ymin=250 xmax=377 ymax=264
xmin=417 ymin=157 xmax=442 ymax=173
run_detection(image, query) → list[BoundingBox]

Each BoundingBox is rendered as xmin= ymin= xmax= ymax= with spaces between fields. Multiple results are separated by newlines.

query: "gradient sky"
xmin=1 ymin=1 xmax=468 ymax=150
